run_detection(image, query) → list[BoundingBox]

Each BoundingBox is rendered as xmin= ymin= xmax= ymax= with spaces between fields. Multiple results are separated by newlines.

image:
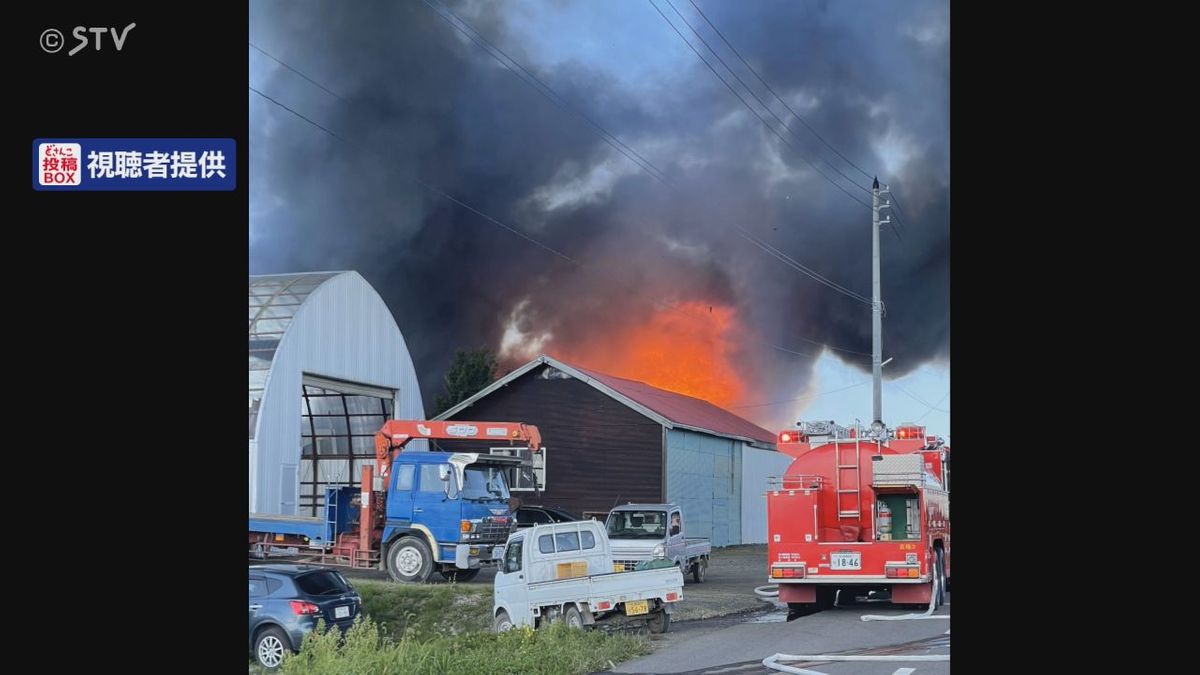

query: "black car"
xmin=515 ymin=505 xmax=579 ymax=528
xmin=249 ymin=565 xmax=362 ymax=669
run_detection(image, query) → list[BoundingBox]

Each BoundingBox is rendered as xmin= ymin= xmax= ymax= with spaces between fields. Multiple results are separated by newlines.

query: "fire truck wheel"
xmin=934 ymin=550 xmax=946 ymax=606
xmin=816 ymin=586 xmax=836 ymax=610
xmin=647 ymin=609 xmax=671 ymax=634
xmin=440 ymin=567 xmax=480 ymax=583
xmin=387 ymin=536 xmax=434 ymax=583
xmin=692 ymin=561 xmax=706 ymax=583
xmin=786 ymin=602 xmax=818 ymax=619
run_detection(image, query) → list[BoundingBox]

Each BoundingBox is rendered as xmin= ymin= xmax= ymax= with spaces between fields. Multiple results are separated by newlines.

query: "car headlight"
xmin=652 ymin=544 xmax=666 ymax=559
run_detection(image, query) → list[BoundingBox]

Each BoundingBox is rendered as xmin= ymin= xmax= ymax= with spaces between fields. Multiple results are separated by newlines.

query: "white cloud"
xmin=498 ymin=299 xmax=553 ymax=361
xmin=873 ymin=127 xmax=919 ymax=178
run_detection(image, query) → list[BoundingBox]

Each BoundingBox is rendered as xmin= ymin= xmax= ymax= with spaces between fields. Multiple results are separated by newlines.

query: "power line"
xmin=892 ymin=384 xmax=950 ymax=413
xmin=249 ymin=86 xmax=342 ymax=140
xmin=667 ymin=0 xmax=871 ymax=195
xmin=251 ymin=85 xmax=577 ymax=263
xmin=686 ymin=0 xmax=875 ymax=184
xmin=412 ymin=178 xmax=577 ymax=264
xmin=683 ymin=0 xmax=915 ymax=247
xmin=250 ymin=45 xmax=879 ymax=364
xmin=735 ymin=226 xmax=872 ymax=305
xmin=915 ymin=392 xmax=949 ymax=423
xmin=251 ymin=42 xmax=346 ymax=102
xmin=420 ymin=0 xmax=671 ymax=186
xmin=424 ymin=3 xmax=892 ymax=313
xmin=646 ymin=0 xmax=871 ymax=210
xmin=249 ymin=82 xmax=833 ymax=358
xmin=886 ymin=188 xmax=913 ymax=227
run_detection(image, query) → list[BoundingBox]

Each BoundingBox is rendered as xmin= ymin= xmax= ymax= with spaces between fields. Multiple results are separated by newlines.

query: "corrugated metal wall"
xmin=250 ymin=272 xmax=425 ymax=514
xmin=665 ymin=429 xmax=741 ymax=547
xmin=740 ymin=445 xmax=795 ymax=544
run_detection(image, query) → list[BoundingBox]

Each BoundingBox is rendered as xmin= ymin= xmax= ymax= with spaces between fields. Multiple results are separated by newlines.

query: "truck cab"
xmin=605 ymin=503 xmax=711 ymax=583
xmin=382 ymin=451 xmax=522 ymax=583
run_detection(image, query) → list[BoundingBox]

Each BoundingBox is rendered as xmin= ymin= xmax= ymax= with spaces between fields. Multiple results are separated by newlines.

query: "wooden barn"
xmin=435 ymin=355 xmax=792 ymax=546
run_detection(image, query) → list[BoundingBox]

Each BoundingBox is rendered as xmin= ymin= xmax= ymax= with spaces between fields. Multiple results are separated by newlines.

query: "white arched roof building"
xmin=249 ymin=271 xmax=425 ymax=515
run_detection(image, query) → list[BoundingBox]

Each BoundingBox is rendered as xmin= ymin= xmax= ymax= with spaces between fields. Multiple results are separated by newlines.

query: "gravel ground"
xmin=670 ymin=545 xmax=775 ymax=623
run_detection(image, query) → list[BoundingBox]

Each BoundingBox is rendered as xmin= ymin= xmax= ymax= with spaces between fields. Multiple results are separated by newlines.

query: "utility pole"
xmin=871 ymin=177 xmax=891 ymax=430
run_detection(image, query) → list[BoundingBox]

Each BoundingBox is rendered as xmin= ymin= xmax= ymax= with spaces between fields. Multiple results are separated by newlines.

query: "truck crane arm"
xmin=373 ymin=420 xmax=543 ymax=489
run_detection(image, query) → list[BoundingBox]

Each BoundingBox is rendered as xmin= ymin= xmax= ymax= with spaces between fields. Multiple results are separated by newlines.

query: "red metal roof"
xmin=569 ymin=362 xmax=776 ymax=445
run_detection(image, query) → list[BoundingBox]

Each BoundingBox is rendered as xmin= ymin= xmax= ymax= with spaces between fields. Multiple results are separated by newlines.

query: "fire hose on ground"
xmin=762 ymin=653 xmax=950 ymax=675
xmin=753 ymin=585 xmax=780 ymax=598
xmin=753 ymin=576 xmax=949 ymax=621
xmin=858 ymin=575 xmax=949 ymax=622
xmin=756 ymin=577 xmax=949 ymax=674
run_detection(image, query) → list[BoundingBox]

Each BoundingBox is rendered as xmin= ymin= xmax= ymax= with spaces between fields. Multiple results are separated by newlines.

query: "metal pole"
xmin=871 ymin=178 xmax=883 ymax=425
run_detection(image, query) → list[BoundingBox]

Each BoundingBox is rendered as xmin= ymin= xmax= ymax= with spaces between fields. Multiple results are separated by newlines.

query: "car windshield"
xmin=295 ymin=570 xmax=351 ymax=596
xmin=606 ymin=510 xmax=667 ymax=539
xmin=461 ymin=465 xmax=510 ymax=502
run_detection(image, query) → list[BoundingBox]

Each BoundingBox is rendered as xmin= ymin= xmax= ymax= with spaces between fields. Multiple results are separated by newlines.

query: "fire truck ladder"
xmin=835 ymin=438 xmax=862 ymax=519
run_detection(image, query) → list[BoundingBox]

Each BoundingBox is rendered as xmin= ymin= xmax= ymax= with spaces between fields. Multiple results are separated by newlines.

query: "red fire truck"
xmin=766 ymin=420 xmax=950 ymax=614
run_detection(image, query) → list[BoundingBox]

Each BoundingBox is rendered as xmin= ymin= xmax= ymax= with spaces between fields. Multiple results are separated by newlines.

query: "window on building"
xmin=488 ymin=446 xmax=545 ymax=492
xmin=298 ymin=384 xmax=394 ymax=515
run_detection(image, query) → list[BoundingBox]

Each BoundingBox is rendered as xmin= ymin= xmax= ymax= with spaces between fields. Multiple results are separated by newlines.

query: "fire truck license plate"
xmin=830 ymin=552 xmax=861 ymax=570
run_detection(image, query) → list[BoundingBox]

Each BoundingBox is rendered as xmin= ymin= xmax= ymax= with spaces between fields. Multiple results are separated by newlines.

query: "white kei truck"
xmin=492 ymin=520 xmax=684 ymax=633
xmin=605 ymin=503 xmax=712 ymax=583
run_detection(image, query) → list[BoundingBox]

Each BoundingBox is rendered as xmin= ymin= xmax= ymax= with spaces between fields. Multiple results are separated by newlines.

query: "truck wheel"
xmin=387 ymin=536 xmax=434 ymax=583
xmin=816 ymin=586 xmax=836 ymax=610
xmin=647 ymin=609 xmax=670 ymax=634
xmin=494 ymin=610 xmax=514 ymax=632
xmin=836 ymin=588 xmax=856 ymax=606
xmin=563 ymin=605 xmax=584 ymax=629
xmin=787 ymin=602 xmax=818 ymax=619
xmin=253 ymin=626 xmax=291 ymax=669
xmin=935 ymin=550 xmax=946 ymax=606
xmin=440 ymin=567 xmax=480 ymax=583
xmin=692 ymin=561 xmax=705 ymax=583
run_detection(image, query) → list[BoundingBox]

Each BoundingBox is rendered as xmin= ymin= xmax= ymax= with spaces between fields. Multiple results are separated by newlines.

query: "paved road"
xmin=613 ymin=595 xmax=950 ymax=675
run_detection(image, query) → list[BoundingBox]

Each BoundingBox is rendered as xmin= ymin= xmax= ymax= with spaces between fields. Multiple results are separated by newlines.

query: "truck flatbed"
xmin=248 ymin=513 xmax=330 ymax=546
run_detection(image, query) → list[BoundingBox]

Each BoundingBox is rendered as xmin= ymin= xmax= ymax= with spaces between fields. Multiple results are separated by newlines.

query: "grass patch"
xmin=354 ymin=580 xmax=493 ymax=640
xmin=252 ymin=581 xmax=649 ymax=674
xmin=279 ymin=615 xmax=649 ymax=675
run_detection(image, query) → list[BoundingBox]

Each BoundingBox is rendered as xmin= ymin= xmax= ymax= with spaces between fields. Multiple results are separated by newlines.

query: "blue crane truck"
xmin=248 ymin=420 xmax=543 ymax=583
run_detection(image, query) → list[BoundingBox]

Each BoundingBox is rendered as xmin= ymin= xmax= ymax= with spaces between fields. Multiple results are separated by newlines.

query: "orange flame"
xmin=556 ymin=301 xmax=746 ymax=407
